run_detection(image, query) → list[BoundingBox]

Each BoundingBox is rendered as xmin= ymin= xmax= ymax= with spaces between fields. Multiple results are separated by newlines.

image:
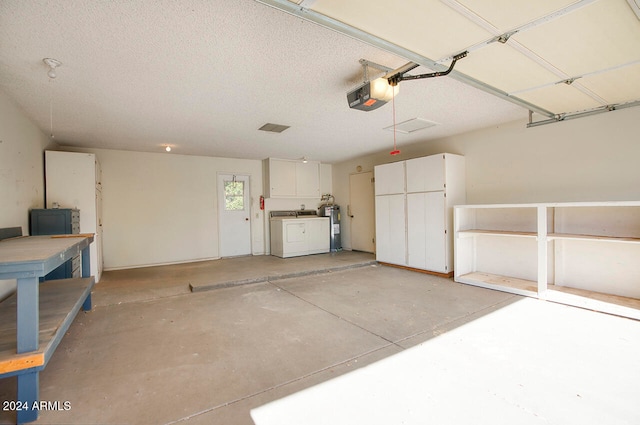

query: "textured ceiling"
xmin=286 ymin=0 xmax=640 ymax=119
xmin=2 ymin=1 xmax=635 ymax=164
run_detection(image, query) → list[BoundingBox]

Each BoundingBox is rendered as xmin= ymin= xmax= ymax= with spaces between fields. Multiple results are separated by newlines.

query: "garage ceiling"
xmin=0 ymin=0 xmax=638 ymax=163
xmin=277 ymin=0 xmax=640 ymax=120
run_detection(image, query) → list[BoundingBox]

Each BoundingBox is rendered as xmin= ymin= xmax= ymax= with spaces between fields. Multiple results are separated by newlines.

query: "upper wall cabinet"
xmin=406 ymin=154 xmax=445 ymax=193
xmin=296 ymin=161 xmax=321 ymax=198
xmin=266 ymin=158 xmax=296 ymax=197
xmin=374 ymin=160 xmax=405 ymax=196
xmin=263 ymin=158 xmax=321 ymax=198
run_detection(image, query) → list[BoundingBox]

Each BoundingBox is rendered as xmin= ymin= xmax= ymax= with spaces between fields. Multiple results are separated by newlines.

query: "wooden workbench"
xmin=0 ymin=235 xmax=94 ymax=424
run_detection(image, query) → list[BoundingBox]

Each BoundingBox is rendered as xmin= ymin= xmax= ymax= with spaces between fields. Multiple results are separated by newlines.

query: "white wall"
xmin=63 ymin=148 xmax=264 ymax=270
xmin=4 ymin=78 xmax=637 ymax=272
xmin=333 ymin=107 xmax=640 ymax=250
xmin=0 ymin=90 xmax=53 ymax=299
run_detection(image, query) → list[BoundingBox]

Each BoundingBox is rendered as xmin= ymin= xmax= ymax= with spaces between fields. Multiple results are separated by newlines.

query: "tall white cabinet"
xmin=374 ymin=153 xmax=465 ymax=275
xmin=45 ymin=151 xmax=103 ymax=282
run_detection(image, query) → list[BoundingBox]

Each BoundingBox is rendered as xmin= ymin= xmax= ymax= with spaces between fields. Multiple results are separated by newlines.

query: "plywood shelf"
xmin=547 ymin=285 xmax=640 ymax=320
xmin=0 ymin=277 xmax=94 ymax=376
xmin=458 ymin=230 xmax=640 ymax=244
xmin=456 ymin=272 xmax=538 ymax=297
xmin=456 ymin=273 xmax=640 ymax=320
xmin=458 ymin=229 xmax=537 ymax=238
xmin=548 ymin=233 xmax=640 ymax=244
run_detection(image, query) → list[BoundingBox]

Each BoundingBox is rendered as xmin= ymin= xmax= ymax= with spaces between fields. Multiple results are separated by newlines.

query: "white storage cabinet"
xmin=375 ymin=193 xmax=407 ymax=267
xmin=45 ymin=151 xmax=103 ymax=282
xmin=263 ymin=158 xmax=320 ymax=198
xmin=454 ymin=201 xmax=640 ymax=319
xmin=374 ymin=153 xmax=465 ymax=275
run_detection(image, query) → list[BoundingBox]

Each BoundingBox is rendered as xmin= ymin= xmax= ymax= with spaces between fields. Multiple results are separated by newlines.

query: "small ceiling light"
xmin=43 ymin=58 xmax=62 ymax=79
xmin=370 ymin=77 xmax=399 ymax=103
xmin=165 ymin=146 xmax=172 ymax=152
xmin=302 ymin=157 xmax=308 ymax=163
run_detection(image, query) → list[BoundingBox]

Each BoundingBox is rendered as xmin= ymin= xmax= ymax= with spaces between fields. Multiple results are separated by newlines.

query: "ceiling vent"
xmin=384 ymin=118 xmax=438 ymax=134
xmin=259 ymin=123 xmax=290 ymax=133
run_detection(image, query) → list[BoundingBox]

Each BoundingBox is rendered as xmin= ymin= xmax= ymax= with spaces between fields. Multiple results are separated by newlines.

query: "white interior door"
xmin=349 ymin=172 xmax=375 ymax=253
xmin=218 ymin=174 xmax=252 ymax=257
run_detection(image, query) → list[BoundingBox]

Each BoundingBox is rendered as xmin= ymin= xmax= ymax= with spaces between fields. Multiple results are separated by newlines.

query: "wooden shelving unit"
xmin=454 ymin=202 xmax=640 ymax=320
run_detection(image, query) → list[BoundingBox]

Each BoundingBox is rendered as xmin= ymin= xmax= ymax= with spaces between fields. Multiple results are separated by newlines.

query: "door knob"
xmin=245 ymin=218 xmax=249 ymax=221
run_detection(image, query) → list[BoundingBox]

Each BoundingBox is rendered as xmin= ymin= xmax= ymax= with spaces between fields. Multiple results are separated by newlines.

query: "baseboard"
xmin=103 ymin=257 xmax=219 ymax=272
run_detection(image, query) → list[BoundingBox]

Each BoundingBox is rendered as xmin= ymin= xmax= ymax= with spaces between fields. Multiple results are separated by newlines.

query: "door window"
xmin=224 ymin=179 xmax=245 ymax=211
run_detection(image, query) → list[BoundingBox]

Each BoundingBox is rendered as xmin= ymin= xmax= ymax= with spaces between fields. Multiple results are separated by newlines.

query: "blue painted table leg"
xmin=81 ymin=245 xmax=91 ymax=278
xmin=16 ymin=277 xmax=39 ymax=353
xmin=16 ymin=371 xmax=39 ymax=423
xmin=82 ymin=293 xmax=92 ymax=311
xmin=81 ymin=244 xmax=92 ymax=311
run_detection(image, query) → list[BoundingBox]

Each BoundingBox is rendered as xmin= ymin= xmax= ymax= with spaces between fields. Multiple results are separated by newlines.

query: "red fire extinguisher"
xmin=259 ymin=195 xmax=265 ymax=210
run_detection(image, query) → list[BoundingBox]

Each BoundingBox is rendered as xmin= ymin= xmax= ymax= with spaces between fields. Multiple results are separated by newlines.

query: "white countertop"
xmin=270 ymin=216 xmax=329 ymax=220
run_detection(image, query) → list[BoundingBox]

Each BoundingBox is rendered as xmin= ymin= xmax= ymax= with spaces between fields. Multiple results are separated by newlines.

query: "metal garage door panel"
xmin=455 ymin=0 xmax=579 ymax=31
xmin=456 ymin=42 xmax=559 ymax=94
xmin=311 ymin=0 xmax=492 ymax=61
xmin=512 ymin=0 xmax=640 ymax=77
xmin=580 ymin=63 xmax=640 ymax=105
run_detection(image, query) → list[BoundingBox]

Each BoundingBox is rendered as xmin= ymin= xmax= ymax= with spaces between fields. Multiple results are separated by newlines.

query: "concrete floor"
xmin=1 ymin=252 xmax=637 ymax=424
